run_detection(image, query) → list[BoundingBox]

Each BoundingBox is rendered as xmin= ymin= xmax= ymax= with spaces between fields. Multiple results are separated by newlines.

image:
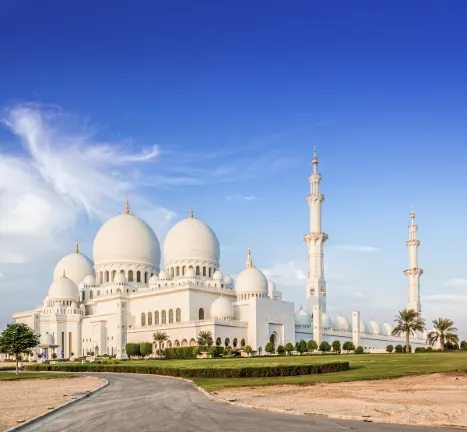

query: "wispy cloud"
xmin=444 ymin=278 xmax=467 ymax=288
xmin=225 ymin=195 xmax=259 ymax=201
xmin=333 ymin=245 xmax=380 ymax=252
xmin=262 ymin=260 xmax=307 ymax=290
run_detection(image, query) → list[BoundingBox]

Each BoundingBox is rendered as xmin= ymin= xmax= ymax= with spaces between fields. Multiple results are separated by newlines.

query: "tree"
xmin=244 ymin=345 xmax=253 ymax=357
xmin=460 ymin=341 xmax=467 ymax=351
xmin=153 ymin=332 xmax=169 ymax=357
xmin=257 ymin=346 xmax=262 ymax=355
xmin=395 ymin=344 xmax=403 ymax=353
xmin=125 ymin=343 xmax=141 ymax=358
xmin=140 ymin=342 xmax=153 ymax=357
xmin=0 ymin=323 xmax=40 ymax=375
xmin=197 ymin=331 xmax=213 ymax=348
xmin=392 ymin=309 xmax=425 ymax=353
xmin=285 ymin=342 xmax=294 ymax=355
xmin=277 ymin=345 xmax=285 ymax=355
xmin=332 ymin=340 xmax=341 ymax=354
xmin=386 ymin=344 xmax=394 ymax=353
xmin=426 ymin=318 xmax=459 ymax=351
xmin=319 ymin=341 xmax=331 ymax=352
xmin=342 ymin=341 xmax=355 ymax=353
xmin=355 ymin=346 xmax=364 ymax=354
xmin=265 ymin=342 xmax=275 ymax=354
xmin=403 ymin=344 xmax=412 ymax=353
xmin=297 ymin=339 xmax=308 ymax=355
xmin=307 ymin=340 xmax=318 ymax=352
xmin=51 ymin=352 xmax=57 ymax=360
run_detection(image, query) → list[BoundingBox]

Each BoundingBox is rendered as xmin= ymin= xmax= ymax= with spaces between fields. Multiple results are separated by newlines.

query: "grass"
xmin=188 ymin=352 xmax=467 ymax=391
xmin=0 ymin=372 xmax=76 ymax=381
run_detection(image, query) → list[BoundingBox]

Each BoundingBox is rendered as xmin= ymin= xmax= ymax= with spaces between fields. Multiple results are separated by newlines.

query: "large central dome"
xmin=163 ymin=212 xmax=220 ymax=267
xmin=93 ymin=207 xmax=160 ymax=267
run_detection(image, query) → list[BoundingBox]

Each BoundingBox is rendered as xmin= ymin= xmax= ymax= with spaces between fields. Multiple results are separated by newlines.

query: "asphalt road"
xmin=19 ymin=373 xmax=450 ymax=432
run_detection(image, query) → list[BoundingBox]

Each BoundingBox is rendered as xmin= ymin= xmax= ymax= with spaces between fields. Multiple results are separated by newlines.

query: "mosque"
xmin=13 ymin=150 xmax=427 ymax=359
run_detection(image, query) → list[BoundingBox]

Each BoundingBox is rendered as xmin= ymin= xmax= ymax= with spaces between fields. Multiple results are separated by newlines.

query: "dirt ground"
xmin=215 ymin=373 xmax=467 ymax=428
xmin=0 ymin=376 xmax=105 ymax=431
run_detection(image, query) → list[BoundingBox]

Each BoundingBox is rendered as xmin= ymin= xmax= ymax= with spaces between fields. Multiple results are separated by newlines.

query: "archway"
xmin=270 ymin=332 xmax=278 ymax=348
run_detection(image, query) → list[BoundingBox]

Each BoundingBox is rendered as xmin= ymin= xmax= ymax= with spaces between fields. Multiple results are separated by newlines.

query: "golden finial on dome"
xmin=410 ymin=206 xmax=415 ymax=225
xmin=245 ymin=246 xmax=253 ymax=268
xmin=75 ymin=240 xmax=79 ymax=254
xmin=62 ymin=269 xmax=66 ymax=278
xmin=189 ymin=204 xmax=194 ymax=218
xmin=125 ymin=196 xmax=130 ymax=214
xmin=312 ymin=145 xmax=319 ymax=166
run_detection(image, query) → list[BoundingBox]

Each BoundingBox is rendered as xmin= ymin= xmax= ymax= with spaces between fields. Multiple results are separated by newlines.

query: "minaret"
xmin=404 ymin=208 xmax=423 ymax=313
xmin=304 ymin=147 xmax=328 ymax=313
xmin=245 ymin=247 xmax=254 ymax=268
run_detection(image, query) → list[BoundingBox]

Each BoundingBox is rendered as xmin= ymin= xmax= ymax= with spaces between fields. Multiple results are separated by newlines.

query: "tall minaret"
xmin=404 ymin=208 xmax=423 ymax=313
xmin=304 ymin=147 xmax=328 ymax=313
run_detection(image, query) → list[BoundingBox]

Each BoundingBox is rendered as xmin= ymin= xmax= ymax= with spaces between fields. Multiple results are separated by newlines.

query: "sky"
xmin=0 ymin=1 xmax=466 ymax=338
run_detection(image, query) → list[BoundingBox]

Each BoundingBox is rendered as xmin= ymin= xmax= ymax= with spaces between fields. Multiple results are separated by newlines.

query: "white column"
xmin=116 ymin=300 xmax=128 ymax=359
xmin=304 ymin=148 xmax=328 ymax=313
xmin=313 ymin=305 xmax=323 ymax=346
xmin=404 ymin=210 xmax=423 ymax=313
xmin=352 ymin=311 xmax=361 ymax=348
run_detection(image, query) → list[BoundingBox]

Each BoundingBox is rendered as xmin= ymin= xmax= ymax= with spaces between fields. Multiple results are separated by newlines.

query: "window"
xmin=82 ymin=291 xmax=85 ymax=301
xmin=176 ymin=266 xmax=180 ymax=276
xmin=224 ymin=338 xmax=230 ymax=347
xmin=90 ymin=290 xmax=93 ymax=299
xmin=148 ymin=312 xmax=152 ymax=326
xmin=196 ymin=266 xmax=200 ymax=275
xmin=209 ymin=268 xmax=212 ymax=277
xmin=141 ymin=313 xmax=146 ymax=326
xmin=203 ymin=267 xmax=206 ymax=276
xmin=137 ymin=271 xmax=141 ymax=283
xmin=144 ymin=272 xmax=148 ymax=283
xmin=170 ymin=268 xmax=174 ymax=278
xmin=128 ymin=270 xmax=134 ymax=282
xmin=199 ymin=308 xmax=204 ymax=320
xmin=176 ymin=308 xmax=181 ymax=323
xmin=182 ymin=266 xmax=186 ymax=275
xmin=162 ymin=310 xmax=166 ymax=324
xmin=241 ymin=338 xmax=246 ymax=347
xmin=97 ymin=290 xmax=100 ymax=296
xmin=233 ymin=338 xmax=238 ymax=348
xmin=105 ymin=271 xmax=109 ymax=282
xmin=111 ymin=270 xmax=116 ymax=282
xmin=216 ymin=337 xmax=221 ymax=346
xmin=155 ymin=311 xmax=159 ymax=324
xmin=169 ymin=309 xmax=173 ymax=323
xmin=99 ymin=271 xmax=103 ymax=284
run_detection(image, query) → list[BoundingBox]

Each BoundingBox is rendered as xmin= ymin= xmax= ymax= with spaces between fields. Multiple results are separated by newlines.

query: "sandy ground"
xmin=0 ymin=376 xmax=105 ymax=431
xmin=215 ymin=373 xmax=467 ymax=428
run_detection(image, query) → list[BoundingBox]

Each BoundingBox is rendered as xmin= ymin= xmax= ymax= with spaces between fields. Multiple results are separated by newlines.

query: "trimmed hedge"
xmin=25 ymin=361 xmax=349 ymax=378
xmin=164 ymin=347 xmax=197 ymax=360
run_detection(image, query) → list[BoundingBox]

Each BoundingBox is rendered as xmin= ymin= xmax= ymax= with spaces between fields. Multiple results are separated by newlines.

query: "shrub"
xmin=307 ymin=340 xmax=318 ymax=352
xmin=140 ymin=342 xmax=153 ymax=357
xmin=386 ymin=344 xmax=394 ymax=353
xmin=265 ymin=342 xmax=275 ymax=354
xmin=24 ymin=361 xmax=350 ymax=378
xmin=403 ymin=344 xmax=412 ymax=353
xmin=244 ymin=345 xmax=253 ymax=357
xmin=319 ymin=341 xmax=331 ymax=352
xmin=355 ymin=346 xmax=364 ymax=354
xmin=164 ymin=347 xmax=197 ymax=360
xmin=285 ymin=343 xmax=294 ymax=355
xmin=460 ymin=341 xmax=467 ymax=351
xmin=51 ymin=353 xmax=57 ymax=359
xmin=414 ymin=347 xmax=426 ymax=353
xmin=297 ymin=339 xmax=308 ymax=354
xmin=342 ymin=341 xmax=355 ymax=353
xmin=126 ymin=343 xmax=141 ymax=358
xmin=277 ymin=345 xmax=285 ymax=355
xmin=208 ymin=345 xmax=225 ymax=358
xmin=332 ymin=340 xmax=341 ymax=354
xmin=257 ymin=346 xmax=262 ymax=355
xmin=426 ymin=346 xmax=434 ymax=352
xmin=395 ymin=344 xmax=403 ymax=353
xmin=95 ymin=358 xmax=120 ymax=365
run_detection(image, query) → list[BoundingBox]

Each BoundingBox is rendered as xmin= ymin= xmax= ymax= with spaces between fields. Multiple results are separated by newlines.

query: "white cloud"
xmin=444 ymin=278 xmax=467 ymax=288
xmin=262 ymin=260 xmax=307 ymax=289
xmin=225 ymin=195 xmax=259 ymax=201
xmin=333 ymin=245 xmax=380 ymax=252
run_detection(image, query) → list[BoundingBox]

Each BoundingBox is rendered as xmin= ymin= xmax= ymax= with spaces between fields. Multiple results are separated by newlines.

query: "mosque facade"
xmin=13 ymin=151 xmax=427 ymax=358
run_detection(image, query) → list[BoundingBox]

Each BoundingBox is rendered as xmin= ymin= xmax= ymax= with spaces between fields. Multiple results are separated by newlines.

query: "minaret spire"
xmin=404 ymin=208 xmax=423 ymax=313
xmin=304 ymin=147 xmax=328 ymax=313
xmin=190 ymin=204 xmax=194 ymax=218
xmin=245 ymin=247 xmax=254 ymax=268
xmin=75 ymin=240 xmax=79 ymax=253
xmin=125 ymin=196 xmax=130 ymax=214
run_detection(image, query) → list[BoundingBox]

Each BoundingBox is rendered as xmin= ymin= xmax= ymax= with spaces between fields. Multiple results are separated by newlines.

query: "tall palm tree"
xmin=427 ymin=318 xmax=459 ymax=351
xmin=197 ymin=331 xmax=213 ymax=347
xmin=392 ymin=309 xmax=425 ymax=353
xmin=153 ymin=331 xmax=169 ymax=357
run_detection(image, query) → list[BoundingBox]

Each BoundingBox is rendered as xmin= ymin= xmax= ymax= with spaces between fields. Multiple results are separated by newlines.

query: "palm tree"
xmin=153 ymin=331 xmax=169 ymax=357
xmin=392 ymin=309 xmax=425 ymax=353
xmin=197 ymin=331 xmax=213 ymax=348
xmin=427 ymin=318 xmax=459 ymax=351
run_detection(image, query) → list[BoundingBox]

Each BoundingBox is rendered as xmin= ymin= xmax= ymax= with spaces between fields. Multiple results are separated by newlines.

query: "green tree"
xmin=386 ymin=344 xmax=394 ymax=353
xmin=257 ymin=346 xmax=262 ymax=355
xmin=426 ymin=318 xmax=459 ymax=351
xmin=297 ymin=339 xmax=308 ymax=354
xmin=460 ymin=341 xmax=467 ymax=351
xmin=403 ymin=344 xmax=412 ymax=353
xmin=277 ymin=345 xmax=285 ymax=355
xmin=51 ymin=352 xmax=57 ymax=360
xmin=244 ymin=345 xmax=253 ymax=357
xmin=285 ymin=342 xmax=294 ymax=355
xmin=307 ymin=340 xmax=318 ymax=352
xmin=392 ymin=309 xmax=425 ymax=353
xmin=140 ymin=342 xmax=153 ymax=357
xmin=332 ymin=340 xmax=341 ymax=354
xmin=153 ymin=331 xmax=169 ymax=357
xmin=395 ymin=344 xmax=403 ymax=353
xmin=197 ymin=331 xmax=213 ymax=348
xmin=265 ymin=342 xmax=275 ymax=354
xmin=342 ymin=341 xmax=355 ymax=353
xmin=125 ymin=343 xmax=141 ymax=358
xmin=319 ymin=341 xmax=331 ymax=352
xmin=0 ymin=323 xmax=40 ymax=375
xmin=355 ymin=346 xmax=364 ymax=354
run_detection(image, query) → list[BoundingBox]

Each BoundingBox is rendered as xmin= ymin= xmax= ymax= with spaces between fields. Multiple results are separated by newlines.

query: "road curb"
xmin=7 ymin=377 xmax=109 ymax=432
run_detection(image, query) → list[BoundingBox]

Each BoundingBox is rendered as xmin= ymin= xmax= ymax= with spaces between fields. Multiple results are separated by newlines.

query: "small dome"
xmin=48 ymin=274 xmax=79 ymax=301
xmin=353 ymin=318 xmax=366 ymax=333
xmin=213 ymin=270 xmax=223 ymax=280
xmin=53 ymin=250 xmax=95 ymax=286
xmin=295 ymin=306 xmax=311 ymax=326
xmin=186 ymin=267 xmax=196 ymax=278
xmin=210 ymin=297 xmax=234 ymax=319
xmin=268 ymin=280 xmax=276 ymax=292
xmin=114 ymin=273 xmax=127 ymax=284
xmin=149 ymin=273 xmax=159 ymax=284
xmin=159 ymin=270 xmax=169 ymax=280
xmin=235 ymin=267 xmax=268 ymax=294
xmin=367 ymin=318 xmax=381 ymax=335
xmin=224 ymin=274 xmax=234 ymax=285
xmin=321 ymin=312 xmax=332 ymax=329
xmin=83 ymin=274 xmax=96 ymax=286
xmin=381 ymin=321 xmax=393 ymax=336
xmin=41 ymin=333 xmax=54 ymax=346
xmin=332 ymin=314 xmax=350 ymax=332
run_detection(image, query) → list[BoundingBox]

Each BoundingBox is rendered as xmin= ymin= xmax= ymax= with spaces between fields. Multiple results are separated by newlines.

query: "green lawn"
xmin=187 ymin=352 xmax=467 ymax=391
xmin=0 ymin=372 xmax=76 ymax=381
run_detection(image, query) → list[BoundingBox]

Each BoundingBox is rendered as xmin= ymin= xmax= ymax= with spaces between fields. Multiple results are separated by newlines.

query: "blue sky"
xmin=1 ymin=1 xmax=466 ymax=337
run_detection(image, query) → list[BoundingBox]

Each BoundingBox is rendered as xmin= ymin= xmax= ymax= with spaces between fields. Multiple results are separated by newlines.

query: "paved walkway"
xmin=20 ymin=373 xmax=450 ymax=431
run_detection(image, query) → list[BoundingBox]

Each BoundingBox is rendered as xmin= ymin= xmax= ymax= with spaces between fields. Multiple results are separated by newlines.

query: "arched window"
xmin=170 ymin=268 xmax=174 ymax=278
xmin=241 ymin=338 xmax=246 ymax=347
xmin=97 ymin=290 xmax=100 ymax=296
xmin=182 ymin=266 xmax=186 ymax=275
xmin=181 ymin=339 xmax=188 ymax=347
xmin=99 ymin=271 xmax=103 ymax=284
xmin=176 ymin=266 xmax=180 ymax=276
xmin=137 ymin=271 xmax=141 ymax=283
xmin=82 ymin=291 xmax=85 ymax=301
xmin=203 ymin=267 xmax=206 ymax=276
xmin=196 ymin=266 xmax=200 ymax=275
xmin=225 ymin=338 xmax=230 ymax=347
xmin=105 ymin=271 xmax=109 ymax=282
xmin=90 ymin=290 xmax=93 ymax=299
xmin=144 ymin=272 xmax=148 ymax=283
xmin=120 ymin=269 xmax=125 ymax=275
xmin=155 ymin=311 xmax=159 ymax=324
xmin=128 ymin=270 xmax=134 ymax=282
xmin=111 ymin=270 xmax=117 ymax=282
xmin=176 ymin=308 xmax=181 ymax=323
xmin=199 ymin=308 xmax=204 ymax=320
xmin=233 ymin=338 xmax=238 ymax=348
xmin=141 ymin=313 xmax=146 ymax=326
xmin=216 ymin=337 xmax=222 ymax=346
xmin=169 ymin=309 xmax=174 ymax=323
xmin=209 ymin=268 xmax=212 ymax=277
xmin=162 ymin=310 xmax=167 ymax=324
xmin=189 ymin=338 xmax=196 ymax=346
xmin=148 ymin=312 xmax=153 ymax=326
